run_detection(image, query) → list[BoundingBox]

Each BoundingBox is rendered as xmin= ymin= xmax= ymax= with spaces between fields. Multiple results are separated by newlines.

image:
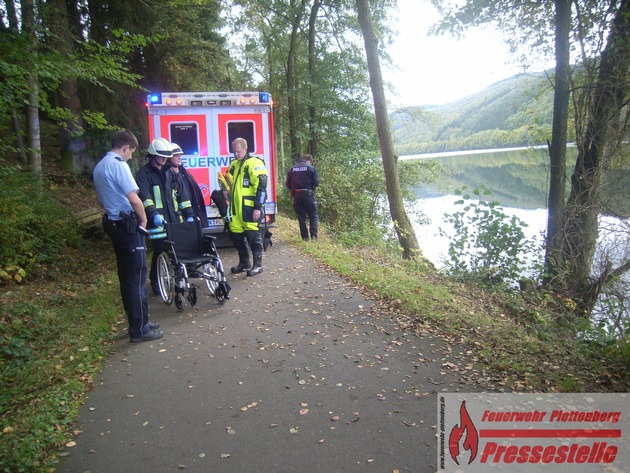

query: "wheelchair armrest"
xmin=164 ymin=239 xmax=175 ymax=246
xmin=202 ymin=234 xmax=217 ymax=241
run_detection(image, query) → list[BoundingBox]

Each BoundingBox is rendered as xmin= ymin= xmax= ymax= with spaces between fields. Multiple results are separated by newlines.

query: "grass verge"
xmin=274 ymin=215 xmax=629 ymax=393
xmin=0 ymin=238 xmax=122 ymax=473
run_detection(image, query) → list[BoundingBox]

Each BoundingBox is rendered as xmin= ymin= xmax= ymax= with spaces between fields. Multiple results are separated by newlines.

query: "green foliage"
xmin=0 ymin=271 xmax=120 ymax=473
xmin=0 ymin=165 xmax=81 ymax=284
xmin=440 ymin=186 xmax=538 ymax=286
xmin=301 ymin=152 xmax=445 ymax=251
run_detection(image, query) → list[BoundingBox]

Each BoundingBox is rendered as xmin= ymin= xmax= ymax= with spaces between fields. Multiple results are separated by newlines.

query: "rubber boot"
xmin=247 ymin=255 xmax=263 ymax=277
xmin=230 ymin=232 xmax=250 ymax=273
xmin=231 ymin=256 xmax=250 ymax=273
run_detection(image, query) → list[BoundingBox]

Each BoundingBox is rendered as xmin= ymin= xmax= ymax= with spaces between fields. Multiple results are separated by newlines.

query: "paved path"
xmin=58 ymin=238 xmax=482 ymax=473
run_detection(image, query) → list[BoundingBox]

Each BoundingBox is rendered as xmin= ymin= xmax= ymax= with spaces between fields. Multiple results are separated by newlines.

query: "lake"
xmin=405 ymin=146 xmax=629 ymax=273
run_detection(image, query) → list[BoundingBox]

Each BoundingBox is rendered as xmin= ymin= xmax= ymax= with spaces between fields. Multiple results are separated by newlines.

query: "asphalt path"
xmin=57 ymin=237 xmax=485 ymax=473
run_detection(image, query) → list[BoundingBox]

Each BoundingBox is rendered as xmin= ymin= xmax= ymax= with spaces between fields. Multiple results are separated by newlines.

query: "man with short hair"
xmin=93 ymin=130 xmax=163 ymax=342
xmin=285 ymin=154 xmax=320 ymax=241
xmin=225 ymin=137 xmax=268 ymax=277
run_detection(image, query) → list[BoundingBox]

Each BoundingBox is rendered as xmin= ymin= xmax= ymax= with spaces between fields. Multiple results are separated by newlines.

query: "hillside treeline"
xmin=392 ymin=72 xmax=557 ymax=155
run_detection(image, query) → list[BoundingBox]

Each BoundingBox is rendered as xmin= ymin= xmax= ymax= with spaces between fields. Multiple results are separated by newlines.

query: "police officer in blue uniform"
xmin=93 ymin=130 xmax=163 ymax=342
xmin=285 ymin=154 xmax=320 ymax=241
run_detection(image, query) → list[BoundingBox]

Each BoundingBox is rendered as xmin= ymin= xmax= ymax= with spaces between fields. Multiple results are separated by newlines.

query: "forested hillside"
xmin=392 ymin=71 xmax=556 ymax=155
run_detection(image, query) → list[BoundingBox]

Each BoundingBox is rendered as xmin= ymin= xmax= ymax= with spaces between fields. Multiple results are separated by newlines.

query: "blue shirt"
xmin=93 ymin=151 xmax=140 ymax=221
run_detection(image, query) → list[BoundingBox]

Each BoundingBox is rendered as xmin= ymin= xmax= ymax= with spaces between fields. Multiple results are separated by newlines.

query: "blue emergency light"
xmin=148 ymin=93 xmax=162 ymax=105
xmin=259 ymin=92 xmax=270 ymax=103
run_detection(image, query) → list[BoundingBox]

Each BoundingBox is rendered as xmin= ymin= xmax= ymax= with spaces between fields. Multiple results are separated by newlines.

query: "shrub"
xmin=440 ymin=186 xmax=537 ymax=286
xmin=0 ymin=165 xmax=81 ymax=284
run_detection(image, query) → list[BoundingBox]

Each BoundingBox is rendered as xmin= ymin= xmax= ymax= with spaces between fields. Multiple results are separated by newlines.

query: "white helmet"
xmin=170 ymin=142 xmax=183 ymax=155
xmin=147 ymin=138 xmax=173 ymax=158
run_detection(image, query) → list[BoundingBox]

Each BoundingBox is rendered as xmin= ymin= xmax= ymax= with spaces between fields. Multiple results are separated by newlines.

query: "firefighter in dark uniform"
xmin=163 ymin=142 xmax=209 ymax=228
xmin=285 ymin=154 xmax=320 ymax=241
xmin=93 ymin=130 xmax=163 ymax=342
xmin=136 ymin=137 xmax=195 ymax=294
xmin=225 ymin=137 xmax=268 ymax=277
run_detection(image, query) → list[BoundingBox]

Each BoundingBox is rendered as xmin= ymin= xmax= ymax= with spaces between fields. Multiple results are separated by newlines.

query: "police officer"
xmin=136 ymin=138 xmax=195 ymax=294
xmin=93 ymin=130 xmax=163 ymax=342
xmin=285 ymin=154 xmax=320 ymax=241
xmin=225 ymin=137 xmax=268 ymax=277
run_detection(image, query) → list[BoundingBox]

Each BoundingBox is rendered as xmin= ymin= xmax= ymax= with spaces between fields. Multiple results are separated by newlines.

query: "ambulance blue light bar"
xmin=147 ymin=92 xmax=272 ymax=107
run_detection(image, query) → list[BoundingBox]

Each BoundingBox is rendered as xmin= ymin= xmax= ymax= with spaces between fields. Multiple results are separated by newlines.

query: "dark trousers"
xmin=293 ymin=192 xmax=318 ymax=240
xmin=103 ymin=220 xmax=149 ymax=339
xmin=231 ymin=228 xmax=263 ymax=261
xmin=149 ymin=238 xmax=165 ymax=292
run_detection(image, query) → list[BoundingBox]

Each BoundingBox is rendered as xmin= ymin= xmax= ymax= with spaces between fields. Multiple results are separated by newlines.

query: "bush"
xmin=440 ymin=186 xmax=537 ymax=287
xmin=0 ymin=165 xmax=81 ymax=284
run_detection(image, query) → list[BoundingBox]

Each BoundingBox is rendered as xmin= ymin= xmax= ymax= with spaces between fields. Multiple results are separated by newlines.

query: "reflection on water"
xmin=407 ymin=146 xmax=629 ymax=215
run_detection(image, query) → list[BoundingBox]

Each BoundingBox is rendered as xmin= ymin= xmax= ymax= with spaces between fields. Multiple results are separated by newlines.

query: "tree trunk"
xmin=50 ymin=0 xmax=90 ymax=174
xmin=5 ymin=0 xmax=27 ymax=163
xmin=287 ymin=0 xmax=308 ymax=160
xmin=558 ymin=0 xmax=630 ymax=313
xmin=21 ymin=0 xmax=42 ymax=174
xmin=307 ymin=0 xmax=321 ymax=157
xmin=356 ymin=0 xmax=422 ymax=260
xmin=544 ymin=0 xmax=571 ymax=279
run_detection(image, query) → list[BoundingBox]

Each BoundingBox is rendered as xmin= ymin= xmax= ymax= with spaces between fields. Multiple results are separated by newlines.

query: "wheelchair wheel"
xmin=156 ymin=252 xmax=174 ymax=305
xmin=203 ymin=260 xmax=219 ymax=295
xmin=175 ymin=294 xmax=184 ymax=311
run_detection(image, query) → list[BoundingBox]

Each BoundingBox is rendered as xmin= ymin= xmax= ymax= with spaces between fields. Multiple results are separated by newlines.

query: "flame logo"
xmin=449 ymin=401 xmax=479 ymax=465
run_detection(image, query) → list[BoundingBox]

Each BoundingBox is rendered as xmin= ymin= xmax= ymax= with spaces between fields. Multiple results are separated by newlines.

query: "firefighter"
xmin=136 ymin=137 xmax=195 ymax=294
xmin=285 ymin=154 xmax=320 ymax=241
xmin=163 ymin=142 xmax=209 ymax=228
xmin=225 ymin=137 xmax=268 ymax=277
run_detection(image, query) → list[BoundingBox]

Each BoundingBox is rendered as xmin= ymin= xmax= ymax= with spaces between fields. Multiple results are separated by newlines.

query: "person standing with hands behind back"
xmin=93 ymin=130 xmax=163 ymax=342
xmin=285 ymin=154 xmax=320 ymax=241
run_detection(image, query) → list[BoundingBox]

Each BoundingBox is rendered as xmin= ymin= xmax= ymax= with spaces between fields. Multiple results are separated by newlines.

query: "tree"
xmin=430 ymin=0 xmax=630 ymax=317
xmin=21 ymin=0 xmax=42 ymax=174
xmin=356 ymin=0 xmax=422 ymax=260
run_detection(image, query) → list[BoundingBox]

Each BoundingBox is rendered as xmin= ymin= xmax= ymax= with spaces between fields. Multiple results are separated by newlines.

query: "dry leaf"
xmin=299 ymin=408 xmax=309 ymax=415
xmin=65 ymin=441 xmax=76 ymax=448
xmin=219 ymin=453 xmax=230 ymax=459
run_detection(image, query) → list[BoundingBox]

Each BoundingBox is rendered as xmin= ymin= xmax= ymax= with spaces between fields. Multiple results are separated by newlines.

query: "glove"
xmin=186 ymin=217 xmax=194 ymax=222
xmin=153 ymin=214 xmax=166 ymax=227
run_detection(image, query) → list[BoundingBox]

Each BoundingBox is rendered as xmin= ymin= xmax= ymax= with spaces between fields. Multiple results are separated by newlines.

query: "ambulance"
xmin=146 ymin=91 xmax=277 ymax=235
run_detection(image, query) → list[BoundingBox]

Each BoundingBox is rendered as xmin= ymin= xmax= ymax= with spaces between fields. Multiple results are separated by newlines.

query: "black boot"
xmin=247 ymin=255 xmax=263 ymax=277
xmin=231 ymin=258 xmax=250 ymax=273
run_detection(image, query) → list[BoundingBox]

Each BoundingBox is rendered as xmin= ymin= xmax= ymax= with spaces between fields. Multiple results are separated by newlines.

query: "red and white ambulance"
xmin=146 ymin=91 xmax=277 ymax=235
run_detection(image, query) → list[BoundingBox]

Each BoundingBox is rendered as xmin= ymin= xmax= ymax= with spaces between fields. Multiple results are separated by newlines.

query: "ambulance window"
xmin=227 ymin=122 xmax=255 ymax=154
xmin=170 ymin=123 xmax=199 ymax=155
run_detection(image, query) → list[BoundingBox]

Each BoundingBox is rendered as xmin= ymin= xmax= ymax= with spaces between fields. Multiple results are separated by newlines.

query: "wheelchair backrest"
xmin=165 ymin=220 xmax=204 ymax=260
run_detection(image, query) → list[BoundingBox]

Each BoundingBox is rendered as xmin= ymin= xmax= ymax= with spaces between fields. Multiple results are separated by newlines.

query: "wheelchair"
xmin=154 ymin=219 xmax=231 ymax=311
